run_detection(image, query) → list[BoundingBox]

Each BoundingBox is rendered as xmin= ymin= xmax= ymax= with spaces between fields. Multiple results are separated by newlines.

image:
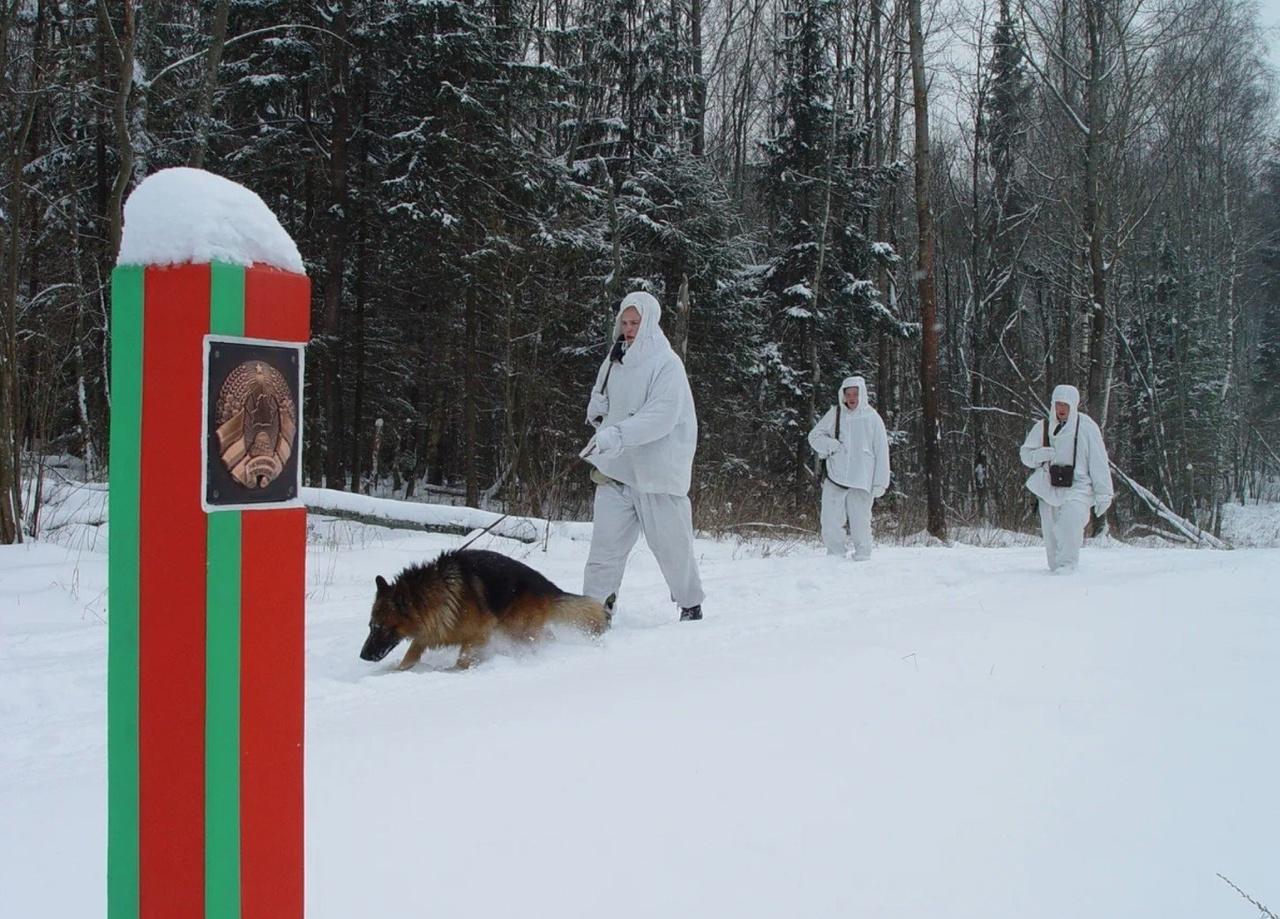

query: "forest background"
xmin=2 ymin=0 xmax=1279 ymax=545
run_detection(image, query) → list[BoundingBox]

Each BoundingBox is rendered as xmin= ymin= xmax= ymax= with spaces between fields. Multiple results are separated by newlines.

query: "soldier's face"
xmin=620 ymin=307 xmax=642 ymax=344
xmin=1055 ymin=401 xmax=1070 ymax=422
xmin=844 ymin=387 xmax=860 ymax=410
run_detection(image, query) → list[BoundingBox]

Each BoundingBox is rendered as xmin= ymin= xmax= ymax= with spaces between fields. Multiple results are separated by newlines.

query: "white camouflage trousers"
xmin=583 ymin=481 xmax=705 ymax=609
xmin=821 ymin=480 xmax=874 ymax=559
xmin=1038 ymin=499 xmax=1091 ymax=571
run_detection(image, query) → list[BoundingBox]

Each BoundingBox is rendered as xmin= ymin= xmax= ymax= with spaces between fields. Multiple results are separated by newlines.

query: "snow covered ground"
xmin=1222 ymin=500 xmax=1280 ymax=549
xmin=3 ymin=491 xmax=1278 ymax=918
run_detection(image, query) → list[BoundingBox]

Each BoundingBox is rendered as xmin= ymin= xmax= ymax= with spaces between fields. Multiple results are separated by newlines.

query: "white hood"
xmin=609 ymin=291 xmax=674 ymax=371
xmin=1048 ymin=384 xmax=1080 ymax=428
xmin=839 ymin=376 xmax=871 ymax=416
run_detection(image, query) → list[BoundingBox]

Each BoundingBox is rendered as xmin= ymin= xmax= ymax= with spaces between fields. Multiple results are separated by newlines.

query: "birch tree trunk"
xmin=1082 ymin=0 xmax=1109 ymax=417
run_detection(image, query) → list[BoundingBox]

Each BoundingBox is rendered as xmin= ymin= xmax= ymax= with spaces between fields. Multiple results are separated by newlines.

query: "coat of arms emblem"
xmin=215 ymin=359 xmax=297 ymax=488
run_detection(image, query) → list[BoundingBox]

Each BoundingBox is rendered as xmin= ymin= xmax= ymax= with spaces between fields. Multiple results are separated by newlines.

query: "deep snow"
xmin=116 ymin=167 xmax=305 ymax=273
xmin=2 ymin=491 xmax=1277 ymax=918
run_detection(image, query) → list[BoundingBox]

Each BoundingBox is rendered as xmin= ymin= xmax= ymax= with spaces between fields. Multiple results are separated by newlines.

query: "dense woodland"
xmin=2 ymin=0 xmax=1279 ymax=545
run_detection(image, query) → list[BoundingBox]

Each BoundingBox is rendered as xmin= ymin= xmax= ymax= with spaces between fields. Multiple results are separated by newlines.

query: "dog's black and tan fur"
xmin=360 ymin=549 xmax=613 ymax=671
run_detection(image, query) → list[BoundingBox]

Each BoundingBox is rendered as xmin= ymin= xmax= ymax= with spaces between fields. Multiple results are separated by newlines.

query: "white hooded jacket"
xmin=807 ymin=376 xmax=891 ymax=495
xmin=585 ymin=292 xmax=698 ymax=496
xmin=1020 ymin=384 xmax=1114 ymax=508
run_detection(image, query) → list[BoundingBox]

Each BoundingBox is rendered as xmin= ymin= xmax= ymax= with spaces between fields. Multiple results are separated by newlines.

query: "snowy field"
xmin=2 ymin=489 xmax=1278 ymax=918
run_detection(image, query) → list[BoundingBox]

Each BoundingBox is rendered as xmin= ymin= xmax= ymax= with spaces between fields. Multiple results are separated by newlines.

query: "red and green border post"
xmin=109 ymin=261 xmax=310 ymax=918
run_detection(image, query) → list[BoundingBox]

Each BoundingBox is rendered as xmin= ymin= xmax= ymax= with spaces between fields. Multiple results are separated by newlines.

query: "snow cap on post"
xmin=117 ymin=167 xmax=304 ymax=274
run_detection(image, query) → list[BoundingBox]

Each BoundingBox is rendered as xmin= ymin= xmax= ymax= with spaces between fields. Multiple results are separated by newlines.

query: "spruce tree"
xmin=759 ymin=0 xmax=902 ymax=485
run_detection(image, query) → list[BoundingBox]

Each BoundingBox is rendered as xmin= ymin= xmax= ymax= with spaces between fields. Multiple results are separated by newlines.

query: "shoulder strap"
xmin=598 ymin=337 xmax=624 ymax=394
xmin=1071 ymin=416 xmax=1080 ymax=466
xmin=822 ymin=405 xmax=851 ymax=490
xmin=1043 ymin=419 xmax=1048 ymax=447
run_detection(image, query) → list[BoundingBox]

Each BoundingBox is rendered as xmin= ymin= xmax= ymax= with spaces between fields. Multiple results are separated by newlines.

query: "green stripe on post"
xmin=210 ymin=262 xmax=245 ymax=339
xmin=205 ymin=513 xmax=241 ymax=917
xmin=206 ymin=262 xmax=245 ymax=918
xmin=108 ymin=265 xmax=145 ymax=919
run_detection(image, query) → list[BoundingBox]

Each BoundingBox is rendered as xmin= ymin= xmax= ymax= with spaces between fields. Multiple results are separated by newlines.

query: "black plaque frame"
xmin=202 ymin=335 xmax=305 ymax=511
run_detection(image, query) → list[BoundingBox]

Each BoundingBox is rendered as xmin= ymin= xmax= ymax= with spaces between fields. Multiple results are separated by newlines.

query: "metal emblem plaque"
xmin=204 ymin=337 xmax=304 ymax=510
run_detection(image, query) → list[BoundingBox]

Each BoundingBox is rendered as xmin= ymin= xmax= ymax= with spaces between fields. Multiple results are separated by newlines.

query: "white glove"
xmin=587 ymin=391 xmax=609 ymax=426
xmin=1033 ymin=447 xmax=1056 ymax=464
xmin=1094 ymin=497 xmax=1112 ymax=517
xmin=593 ymin=425 xmax=624 ymax=458
xmin=873 ymin=485 xmax=887 ymax=499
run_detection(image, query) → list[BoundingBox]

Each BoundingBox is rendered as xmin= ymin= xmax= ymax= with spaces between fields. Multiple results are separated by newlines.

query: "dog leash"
xmin=457 ymin=441 xmax=597 ymax=551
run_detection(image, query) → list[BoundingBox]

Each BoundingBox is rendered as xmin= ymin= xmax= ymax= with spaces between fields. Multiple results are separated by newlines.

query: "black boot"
xmin=679 ymin=604 xmax=702 ymax=622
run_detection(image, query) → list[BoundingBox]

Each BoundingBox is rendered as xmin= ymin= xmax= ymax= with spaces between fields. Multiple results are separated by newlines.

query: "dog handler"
xmin=807 ymin=375 xmax=891 ymax=559
xmin=1019 ymin=383 xmax=1114 ymax=573
xmin=582 ymin=291 xmax=705 ymax=622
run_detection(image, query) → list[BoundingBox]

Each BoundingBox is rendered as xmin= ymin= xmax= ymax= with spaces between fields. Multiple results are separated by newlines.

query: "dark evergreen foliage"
xmin=0 ymin=0 xmax=1276 ymax=543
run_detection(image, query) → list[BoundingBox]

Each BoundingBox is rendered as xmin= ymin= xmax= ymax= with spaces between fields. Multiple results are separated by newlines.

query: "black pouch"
xmin=1043 ymin=418 xmax=1079 ymax=488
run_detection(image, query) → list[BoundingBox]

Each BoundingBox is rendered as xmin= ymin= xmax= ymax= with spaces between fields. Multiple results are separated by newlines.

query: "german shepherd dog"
xmin=360 ymin=549 xmax=614 ymax=671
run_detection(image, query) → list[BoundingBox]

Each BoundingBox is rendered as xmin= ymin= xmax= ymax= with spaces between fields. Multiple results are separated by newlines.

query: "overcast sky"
xmin=930 ymin=0 xmax=1280 ymax=128
xmin=1259 ymin=0 xmax=1280 ymax=67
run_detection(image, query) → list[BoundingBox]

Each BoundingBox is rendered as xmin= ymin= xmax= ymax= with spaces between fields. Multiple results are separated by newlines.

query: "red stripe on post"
xmin=244 ymin=265 xmax=312 ymax=341
xmin=239 ymin=509 xmax=306 ymax=919
xmin=239 ymin=264 xmax=309 ymax=919
xmin=138 ymin=264 xmax=210 ymax=919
